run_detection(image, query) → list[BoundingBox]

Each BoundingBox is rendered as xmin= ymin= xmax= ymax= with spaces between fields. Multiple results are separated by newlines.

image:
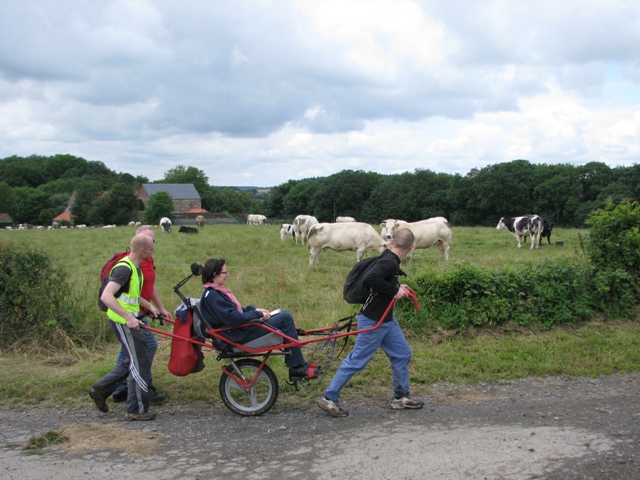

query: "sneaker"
xmin=88 ymin=387 xmax=109 ymax=413
xmin=148 ymin=387 xmax=166 ymax=404
xmin=124 ymin=411 xmax=156 ymax=421
xmin=289 ymin=363 xmax=321 ymax=381
xmin=391 ymin=396 xmax=424 ymax=410
xmin=317 ymin=397 xmax=349 ymax=417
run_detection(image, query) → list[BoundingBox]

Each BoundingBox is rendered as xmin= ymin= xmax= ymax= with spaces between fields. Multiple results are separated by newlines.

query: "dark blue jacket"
xmin=199 ymin=287 xmax=264 ymax=344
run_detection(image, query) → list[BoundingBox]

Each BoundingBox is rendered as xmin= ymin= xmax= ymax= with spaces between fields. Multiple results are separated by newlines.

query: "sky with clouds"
xmin=1 ymin=0 xmax=639 ymax=186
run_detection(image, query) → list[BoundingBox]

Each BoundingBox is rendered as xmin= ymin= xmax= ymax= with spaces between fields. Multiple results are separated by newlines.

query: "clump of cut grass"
xmin=24 ymin=431 xmax=69 ymax=450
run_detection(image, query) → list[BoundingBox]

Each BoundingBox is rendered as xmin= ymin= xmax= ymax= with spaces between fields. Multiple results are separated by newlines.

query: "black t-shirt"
xmin=109 ymin=263 xmax=141 ymax=294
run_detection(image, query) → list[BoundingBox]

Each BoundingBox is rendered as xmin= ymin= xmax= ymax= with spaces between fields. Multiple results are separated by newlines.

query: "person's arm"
xmin=140 ymin=298 xmax=158 ymax=318
xmin=150 ymin=285 xmax=171 ymax=319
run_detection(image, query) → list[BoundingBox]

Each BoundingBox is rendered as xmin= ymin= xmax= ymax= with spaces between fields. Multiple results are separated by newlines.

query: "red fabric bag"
xmin=168 ymin=309 xmax=203 ymax=376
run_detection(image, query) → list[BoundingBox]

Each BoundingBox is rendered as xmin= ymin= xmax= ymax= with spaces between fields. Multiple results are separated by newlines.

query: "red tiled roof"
xmin=53 ymin=210 xmax=73 ymax=222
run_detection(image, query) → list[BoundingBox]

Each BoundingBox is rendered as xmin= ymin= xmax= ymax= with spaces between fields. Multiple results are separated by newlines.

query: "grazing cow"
xmin=247 ymin=214 xmax=268 ymax=225
xmin=384 ymin=217 xmax=452 ymax=264
xmin=179 ymin=225 xmax=199 ymax=234
xmin=196 ymin=215 xmax=205 ymax=229
xmin=335 ymin=216 xmax=356 ymax=223
xmin=540 ymin=217 xmax=554 ymax=245
xmin=280 ymin=223 xmax=296 ymax=242
xmin=160 ymin=217 xmax=172 ymax=233
xmin=293 ymin=214 xmax=319 ymax=245
xmin=522 ymin=215 xmax=554 ymax=247
xmin=496 ymin=215 xmax=542 ymax=250
xmin=379 ymin=219 xmax=405 ymax=241
xmin=128 ymin=221 xmax=135 ymax=226
xmin=307 ymin=222 xmax=390 ymax=266
xmin=75 ymin=224 xmax=87 ymax=229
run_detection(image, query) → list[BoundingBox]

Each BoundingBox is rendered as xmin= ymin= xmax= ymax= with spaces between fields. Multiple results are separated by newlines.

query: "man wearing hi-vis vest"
xmin=89 ymin=233 xmax=159 ymax=421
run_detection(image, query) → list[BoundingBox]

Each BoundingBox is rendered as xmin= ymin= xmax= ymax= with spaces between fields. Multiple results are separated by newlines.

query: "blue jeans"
xmin=233 ymin=311 xmax=305 ymax=368
xmin=114 ymin=317 xmax=158 ymax=390
xmin=324 ymin=313 xmax=412 ymax=401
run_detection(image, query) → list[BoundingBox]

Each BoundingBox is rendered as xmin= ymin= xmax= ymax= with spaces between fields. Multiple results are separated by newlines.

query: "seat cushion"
xmin=233 ymin=332 xmax=284 ymax=352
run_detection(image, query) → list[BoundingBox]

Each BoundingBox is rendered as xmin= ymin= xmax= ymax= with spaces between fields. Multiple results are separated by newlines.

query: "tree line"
xmin=1 ymin=154 xmax=638 ymax=227
xmin=0 ymin=155 xmax=256 ymax=226
xmin=264 ymin=160 xmax=640 ymax=226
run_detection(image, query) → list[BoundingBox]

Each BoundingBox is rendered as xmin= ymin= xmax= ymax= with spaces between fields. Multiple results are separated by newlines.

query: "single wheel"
xmin=219 ymin=359 xmax=279 ymax=416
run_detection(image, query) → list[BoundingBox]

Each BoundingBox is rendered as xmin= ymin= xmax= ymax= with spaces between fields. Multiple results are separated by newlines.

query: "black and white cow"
xmin=160 ymin=217 xmax=172 ymax=233
xmin=496 ymin=215 xmax=543 ymax=250
xmin=280 ymin=223 xmax=296 ymax=242
xmin=179 ymin=225 xmax=199 ymax=234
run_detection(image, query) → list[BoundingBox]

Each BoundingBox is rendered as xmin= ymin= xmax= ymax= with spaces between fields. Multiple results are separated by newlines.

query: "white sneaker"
xmin=391 ymin=397 xmax=424 ymax=410
xmin=317 ymin=397 xmax=349 ymax=417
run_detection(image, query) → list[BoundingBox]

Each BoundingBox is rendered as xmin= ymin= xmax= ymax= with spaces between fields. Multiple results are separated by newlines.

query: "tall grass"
xmin=0 ymin=224 xmax=589 ymax=331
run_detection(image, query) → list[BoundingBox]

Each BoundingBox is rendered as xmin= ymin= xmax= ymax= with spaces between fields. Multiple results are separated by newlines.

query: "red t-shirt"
xmin=140 ymin=257 xmax=155 ymax=302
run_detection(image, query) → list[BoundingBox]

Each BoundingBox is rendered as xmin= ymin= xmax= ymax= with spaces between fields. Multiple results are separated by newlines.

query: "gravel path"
xmin=1 ymin=373 xmax=639 ymax=479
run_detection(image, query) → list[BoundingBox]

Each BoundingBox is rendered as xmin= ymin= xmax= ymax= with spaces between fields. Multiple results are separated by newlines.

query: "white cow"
xmin=160 ymin=217 xmax=172 ymax=233
xmin=335 ymin=216 xmax=356 ymax=223
xmin=379 ymin=219 xmax=405 ymax=241
xmin=247 ymin=214 xmax=268 ymax=225
xmin=384 ymin=217 xmax=452 ymax=264
xmin=307 ymin=222 xmax=390 ymax=266
xmin=196 ymin=215 xmax=205 ymax=229
xmin=280 ymin=223 xmax=296 ymax=242
xmin=292 ymin=214 xmax=318 ymax=245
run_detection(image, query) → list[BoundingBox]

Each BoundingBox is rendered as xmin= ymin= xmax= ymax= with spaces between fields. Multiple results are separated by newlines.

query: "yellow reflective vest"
xmin=106 ymin=256 xmax=143 ymax=325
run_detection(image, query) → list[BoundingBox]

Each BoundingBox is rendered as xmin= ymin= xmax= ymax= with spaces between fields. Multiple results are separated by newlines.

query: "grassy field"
xmin=1 ymin=223 xmax=638 ymax=409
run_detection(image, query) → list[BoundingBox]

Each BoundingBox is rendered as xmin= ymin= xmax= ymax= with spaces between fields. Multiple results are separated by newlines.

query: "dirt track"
xmin=2 ymin=373 xmax=639 ymax=479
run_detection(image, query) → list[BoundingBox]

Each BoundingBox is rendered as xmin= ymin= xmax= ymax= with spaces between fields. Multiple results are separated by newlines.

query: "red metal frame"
xmin=145 ymin=289 xmax=419 ymax=357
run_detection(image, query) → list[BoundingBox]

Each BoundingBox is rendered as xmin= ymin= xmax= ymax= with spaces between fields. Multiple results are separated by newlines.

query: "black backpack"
xmin=98 ymin=258 xmax=132 ymax=312
xmin=343 ymin=256 xmax=381 ymax=304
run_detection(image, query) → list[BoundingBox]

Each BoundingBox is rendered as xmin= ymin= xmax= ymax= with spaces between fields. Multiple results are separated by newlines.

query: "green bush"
xmin=528 ymin=260 xmax=594 ymax=328
xmin=589 ymin=268 xmax=638 ymax=319
xmin=585 ymin=200 xmax=640 ymax=275
xmin=404 ymin=258 xmax=636 ymax=332
xmin=401 ymin=203 xmax=640 ymax=333
xmin=0 ymin=243 xmax=108 ymax=351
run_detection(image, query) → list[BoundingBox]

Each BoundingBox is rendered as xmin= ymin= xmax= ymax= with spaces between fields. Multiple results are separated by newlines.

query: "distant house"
xmin=0 ymin=213 xmax=13 ymax=226
xmin=53 ymin=209 xmax=73 ymax=225
xmin=137 ymin=184 xmax=201 ymax=213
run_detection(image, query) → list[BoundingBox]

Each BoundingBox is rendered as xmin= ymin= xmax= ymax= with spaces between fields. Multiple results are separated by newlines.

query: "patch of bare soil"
xmin=59 ymin=422 xmax=162 ymax=456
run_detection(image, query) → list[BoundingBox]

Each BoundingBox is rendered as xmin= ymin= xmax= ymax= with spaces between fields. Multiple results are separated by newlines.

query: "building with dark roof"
xmin=138 ymin=184 xmax=202 ymax=213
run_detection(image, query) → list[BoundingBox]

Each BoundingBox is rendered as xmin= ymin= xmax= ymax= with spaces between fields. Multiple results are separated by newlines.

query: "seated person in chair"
xmin=199 ymin=258 xmax=319 ymax=381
